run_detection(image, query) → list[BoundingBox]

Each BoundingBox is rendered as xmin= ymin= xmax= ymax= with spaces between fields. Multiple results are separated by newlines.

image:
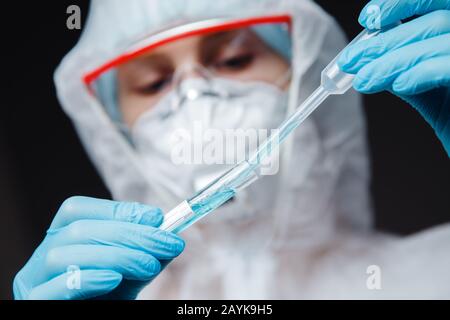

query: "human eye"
xmin=213 ymin=52 xmax=255 ymax=71
xmin=135 ymin=75 xmax=172 ymax=95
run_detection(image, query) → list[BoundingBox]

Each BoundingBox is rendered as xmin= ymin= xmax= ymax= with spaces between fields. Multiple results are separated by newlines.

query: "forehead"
xmin=119 ymin=29 xmax=251 ymax=68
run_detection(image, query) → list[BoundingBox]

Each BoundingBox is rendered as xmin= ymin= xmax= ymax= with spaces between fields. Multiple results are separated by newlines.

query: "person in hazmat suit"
xmin=14 ymin=0 xmax=450 ymax=299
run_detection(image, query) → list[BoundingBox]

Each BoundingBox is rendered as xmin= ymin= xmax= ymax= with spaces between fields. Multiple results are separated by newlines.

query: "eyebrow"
xmin=126 ymin=53 xmax=172 ymax=70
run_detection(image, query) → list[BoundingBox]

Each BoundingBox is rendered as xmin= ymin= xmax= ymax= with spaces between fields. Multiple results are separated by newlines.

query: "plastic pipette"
xmin=160 ymin=28 xmax=383 ymax=233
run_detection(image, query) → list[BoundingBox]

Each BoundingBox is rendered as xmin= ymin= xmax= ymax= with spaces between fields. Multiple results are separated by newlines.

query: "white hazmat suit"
xmin=54 ymin=0 xmax=450 ymax=299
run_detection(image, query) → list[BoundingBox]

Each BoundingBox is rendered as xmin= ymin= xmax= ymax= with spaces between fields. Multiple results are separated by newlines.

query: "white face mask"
xmin=130 ymin=77 xmax=288 ymax=217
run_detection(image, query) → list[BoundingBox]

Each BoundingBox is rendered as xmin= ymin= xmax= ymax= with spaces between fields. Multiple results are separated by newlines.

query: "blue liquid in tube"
xmin=190 ymin=188 xmax=236 ymax=217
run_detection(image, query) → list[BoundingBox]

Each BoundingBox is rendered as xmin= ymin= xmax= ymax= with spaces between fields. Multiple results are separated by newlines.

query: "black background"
xmin=0 ymin=1 xmax=449 ymax=300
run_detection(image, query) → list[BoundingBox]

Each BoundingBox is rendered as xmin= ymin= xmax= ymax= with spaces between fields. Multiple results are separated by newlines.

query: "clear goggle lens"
xmin=88 ymin=20 xmax=293 ymax=131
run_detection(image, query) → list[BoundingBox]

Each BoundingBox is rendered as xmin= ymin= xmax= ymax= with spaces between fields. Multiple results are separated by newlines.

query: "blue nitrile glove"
xmin=338 ymin=0 xmax=450 ymax=156
xmin=13 ymin=197 xmax=185 ymax=300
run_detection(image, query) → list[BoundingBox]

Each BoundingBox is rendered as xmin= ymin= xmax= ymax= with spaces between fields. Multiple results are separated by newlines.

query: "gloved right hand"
xmin=338 ymin=0 xmax=450 ymax=156
xmin=13 ymin=196 xmax=185 ymax=300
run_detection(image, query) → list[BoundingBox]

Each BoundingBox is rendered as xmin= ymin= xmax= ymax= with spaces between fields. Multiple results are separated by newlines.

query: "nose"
xmin=172 ymin=63 xmax=214 ymax=86
xmin=169 ymin=63 xmax=237 ymax=113
xmin=170 ymin=63 xmax=218 ymax=109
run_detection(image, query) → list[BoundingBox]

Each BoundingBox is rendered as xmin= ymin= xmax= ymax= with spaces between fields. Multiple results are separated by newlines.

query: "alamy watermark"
xmin=66 ymin=265 xmax=81 ymax=290
xmin=66 ymin=5 xmax=81 ymax=30
xmin=365 ymin=4 xmax=382 ymax=30
xmin=169 ymin=122 xmax=280 ymax=176
xmin=366 ymin=265 xmax=382 ymax=290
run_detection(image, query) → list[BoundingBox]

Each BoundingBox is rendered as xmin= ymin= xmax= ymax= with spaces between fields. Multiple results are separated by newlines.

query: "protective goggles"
xmin=83 ymin=15 xmax=294 ymax=130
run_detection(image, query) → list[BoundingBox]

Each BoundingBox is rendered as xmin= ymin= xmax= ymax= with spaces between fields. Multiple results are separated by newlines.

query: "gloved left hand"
xmin=338 ymin=0 xmax=450 ymax=156
xmin=13 ymin=197 xmax=185 ymax=300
